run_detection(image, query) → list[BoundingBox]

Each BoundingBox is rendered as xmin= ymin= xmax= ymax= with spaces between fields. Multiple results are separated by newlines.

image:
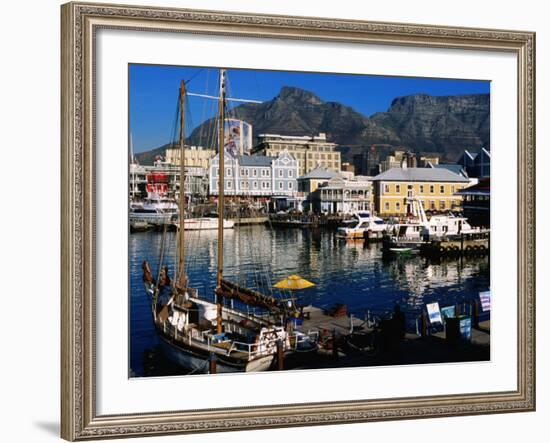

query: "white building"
xmin=312 ymin=176 xmax=374 ymax=214
xmin=209 ymin=150 xmax=298 ymax=197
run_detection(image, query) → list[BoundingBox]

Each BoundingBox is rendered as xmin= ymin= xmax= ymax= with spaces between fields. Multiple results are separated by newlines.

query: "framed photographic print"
xmin=61 ymin=1 xmax=536 ymax=440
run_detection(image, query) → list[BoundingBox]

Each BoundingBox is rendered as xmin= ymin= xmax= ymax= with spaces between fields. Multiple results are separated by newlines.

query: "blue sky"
xmin=129 ymin=64 xmax=490 ymax=153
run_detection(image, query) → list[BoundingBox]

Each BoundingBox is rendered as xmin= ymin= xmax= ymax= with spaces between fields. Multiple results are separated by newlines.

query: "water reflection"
xmin=129 ymin=225 xmax=490 ymax=375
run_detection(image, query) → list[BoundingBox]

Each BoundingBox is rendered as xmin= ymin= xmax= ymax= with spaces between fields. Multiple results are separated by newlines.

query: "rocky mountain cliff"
xmin=137 ymin=87 xmax=489 ymax=164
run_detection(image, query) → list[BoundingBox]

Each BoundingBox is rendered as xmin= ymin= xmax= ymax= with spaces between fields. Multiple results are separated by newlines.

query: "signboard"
xmin=479 ymin=291 xmax=491 ymax=312
xmin=440 ymin=305 xmax=456 ymax=319
xmin=459 ymin=316 xmax=472 ymax=340
xmin=426 ymin=302 xmax=442 ymax=324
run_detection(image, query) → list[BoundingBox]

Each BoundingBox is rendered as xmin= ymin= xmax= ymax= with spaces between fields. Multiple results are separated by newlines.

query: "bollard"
xmin=209 ymin=353 xmax=217 ymax=374
xmin=421 ymin=311 xmax=428 ymax=338
xmin=473 ymin=299 xmax=480 ymax=328
xmin=276 ymin=339 xmax=284 ymax=370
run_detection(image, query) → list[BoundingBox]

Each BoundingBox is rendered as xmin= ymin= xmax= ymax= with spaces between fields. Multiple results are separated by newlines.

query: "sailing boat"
xmin=142 ymin=70 xmax=313 ymax=373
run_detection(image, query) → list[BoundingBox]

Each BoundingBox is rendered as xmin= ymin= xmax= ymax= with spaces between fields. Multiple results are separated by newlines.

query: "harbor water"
xmin=129 ymin=225 xmax=490 ymax=376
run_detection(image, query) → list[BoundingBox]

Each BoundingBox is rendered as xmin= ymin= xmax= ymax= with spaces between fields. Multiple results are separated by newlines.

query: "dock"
xmin=301 ymin=305 xmax=366 ymax=335
xmin=231 ymin=216 xmax=268 ymax=226
xmin=420 ymin=233 xmax=490 ymax=257
xmin=383 ymin=231 xmax=490 ymax=258
xmin=269 ymin=214 xmax=351 ymax=228
xmin=282 ymin=304 xmax=490 ymax=371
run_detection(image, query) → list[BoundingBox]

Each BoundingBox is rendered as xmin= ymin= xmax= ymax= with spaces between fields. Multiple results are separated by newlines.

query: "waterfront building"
xmin=129 ymin=159 xmax=208 ymax=199
xmin=209 ymin=150 xmax=298 ymax=197
xmin=297 ymin=166 xmax=339 ymax=194
xmin=311 ymin=175 xmax=373 ymax=214
xmin=129 ymin=162 xmax=149 ymax=198
xmin=165 ymin=145 xmax=216 ymax=170
xmin=252 ymin=132 xmax=341 ymax=177
xmin=457 ymin=148 xmax=491 ymax=178
xmin=372 ymin=164 xmax=469 ymax=216
xmin=455 ymin=178 xmax=490 ymax=227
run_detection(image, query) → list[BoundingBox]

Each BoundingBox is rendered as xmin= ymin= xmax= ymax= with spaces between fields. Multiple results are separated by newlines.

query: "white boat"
xmin=130 ymin=196 xmax=178 ymax=227
xmin=336 ymin=211 xmax=388 ymax=239
xmin=174 ymin=216 xmax=234 ymax=230
xmin=388 ymin=197 xmax=482 ymax=240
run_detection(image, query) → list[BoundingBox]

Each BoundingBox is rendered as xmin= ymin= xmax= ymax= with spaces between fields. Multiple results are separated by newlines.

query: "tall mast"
xmin=130 ymin=132 xmax=135 ymax=199
xmin=216 ymin=69 xmax=226 ymax=287
xmin=215 ymin=69 xmax=226 ymax=334
xmin=178 ymin=80 xmax=187 ymax=287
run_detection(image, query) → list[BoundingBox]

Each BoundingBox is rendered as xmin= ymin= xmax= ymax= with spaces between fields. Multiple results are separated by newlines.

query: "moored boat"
xmin=172 ymin=214 xmax=234 ymax=230
xmin=336 ymin=211 xmax=388 ymax=239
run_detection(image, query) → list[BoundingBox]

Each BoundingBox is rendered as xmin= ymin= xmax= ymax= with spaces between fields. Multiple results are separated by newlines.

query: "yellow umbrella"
xmin=274 ymin=274 xmax=315 ymax=290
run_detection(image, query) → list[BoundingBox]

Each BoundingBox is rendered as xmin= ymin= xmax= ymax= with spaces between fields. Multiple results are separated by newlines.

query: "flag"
xmin=224 ymin=121 xmax=240 ymax=157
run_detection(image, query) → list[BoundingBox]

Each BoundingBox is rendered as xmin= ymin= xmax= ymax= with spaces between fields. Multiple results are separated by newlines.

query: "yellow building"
xmin=165 ymin=146 xmax=216 ymax=170
xmin=252 ymin=133 xmax=341 ymax=177
xmin=373 ymin=167 xmax=469 ymax=216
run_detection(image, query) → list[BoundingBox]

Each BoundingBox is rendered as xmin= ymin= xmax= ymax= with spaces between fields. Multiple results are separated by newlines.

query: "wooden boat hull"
xmin=159 ymin=335 xmax=275 ymax=374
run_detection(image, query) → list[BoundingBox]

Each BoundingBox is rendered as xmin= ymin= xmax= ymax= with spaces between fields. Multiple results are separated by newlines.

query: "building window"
xmin=289 ymin=182 xmax=293 ymax=190
xmin=430 ymin=185 xmax=435 ymax=193
xmin=279 ymin=169 xmax=283 ymax=177
xmin=430 ymin=201 xmax=436 ymax=210
xmin=253 ymin=181 xmax=258 ymax=189
xmin=396 ymin=202 xmax=401 ymax=211
xmin=279 ymin=182 xmax=283 ymax=190
xmin=396 ymin=184 xmax=401 ymax=193
xmin=245 ymin=169 xmax=249 ymax=176
xmin=439 ymin=200 xmax=445 ymax=210
xmin=384 ymin=202 xmax=390 ymax=211
xmin=253 ymin=169 xmax=257 ymax=177
xmin=227 ymin=168 xmax=232 ymax=177
xmin=384 ymin=184 xmax=390 ymax=194
xmin=289 ymin=170 xmax=293 ymax=178
xmin=419 ymin=185 xmax=424 ymax=193
xmin=440 ymin=185 xmax=445 ymax=193
xmin=227 ymin=181 xmax=232 ymax=189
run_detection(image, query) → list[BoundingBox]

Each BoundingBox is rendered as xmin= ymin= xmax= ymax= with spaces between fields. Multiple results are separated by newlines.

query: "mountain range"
xmin=136 ymin=86 xmax=489 ymax=165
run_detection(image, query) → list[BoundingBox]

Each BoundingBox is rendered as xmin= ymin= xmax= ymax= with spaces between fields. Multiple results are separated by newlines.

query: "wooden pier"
xmin=283 ymin=304 xmax=490 ymax=370
xmin=231 ymin=216 xmax=268 ymax=226
xmin=420 ymin=232 xmax=490 ymax=257
xmin=269 ymin=214 xmax=351 ymax=228
xmin=383 ymin=232 xmax=490 ymax=258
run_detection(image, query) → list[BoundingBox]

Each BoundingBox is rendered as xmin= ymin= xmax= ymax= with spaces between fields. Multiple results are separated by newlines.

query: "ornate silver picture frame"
xmin=61 ymin=1 xmax=535 ymax=440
